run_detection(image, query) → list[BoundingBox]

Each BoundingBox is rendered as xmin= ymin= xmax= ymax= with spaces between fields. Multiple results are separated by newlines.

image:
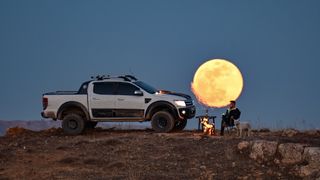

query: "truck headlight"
xmin=174 ymin=100 xmax=186 ymax=107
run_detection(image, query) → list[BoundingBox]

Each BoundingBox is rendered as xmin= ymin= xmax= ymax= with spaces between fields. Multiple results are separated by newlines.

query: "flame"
xmin=191 ymin=59 xmax=243 ymax=108
xmin=200 ymin=117 xmax=215 ymax=135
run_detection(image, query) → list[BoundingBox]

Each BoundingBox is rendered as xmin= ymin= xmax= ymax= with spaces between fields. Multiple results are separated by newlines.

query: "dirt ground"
xmin=0 ymin=127 xmax=319 ymax=180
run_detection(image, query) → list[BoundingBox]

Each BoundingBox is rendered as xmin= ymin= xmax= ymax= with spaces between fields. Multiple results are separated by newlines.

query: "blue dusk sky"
xmin=0 ymin=0 xmax=319 ymax=129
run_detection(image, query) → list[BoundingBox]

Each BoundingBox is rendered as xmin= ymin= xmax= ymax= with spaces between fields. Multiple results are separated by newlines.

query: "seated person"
xmin=220 ymin=100 xmax=241 ymax=136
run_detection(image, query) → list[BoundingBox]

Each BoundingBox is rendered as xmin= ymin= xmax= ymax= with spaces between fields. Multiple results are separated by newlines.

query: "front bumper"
xmin=178 ymin=105 xmax=196 ymax=119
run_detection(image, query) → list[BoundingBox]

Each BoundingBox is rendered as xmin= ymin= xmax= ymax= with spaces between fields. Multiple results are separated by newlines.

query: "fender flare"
xmin=57 ymin=101 xmax=90 ymax=121
xmin=145 ymin=101 xmax=178 ymax=120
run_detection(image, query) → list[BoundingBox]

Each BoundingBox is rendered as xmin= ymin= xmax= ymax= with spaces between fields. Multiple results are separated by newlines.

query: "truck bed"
xmin=44 ymin=91 xmax=79 ymax=95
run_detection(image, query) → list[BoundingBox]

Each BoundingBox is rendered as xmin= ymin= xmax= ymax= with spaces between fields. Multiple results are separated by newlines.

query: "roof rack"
xmin=90 ymin=75 xmax=138 ymax=82
xmin=121 ymin=75 xmax=138 ymax=81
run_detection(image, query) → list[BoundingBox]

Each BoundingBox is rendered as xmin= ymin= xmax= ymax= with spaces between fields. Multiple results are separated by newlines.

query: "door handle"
xmin=92 ymin=97 xmax=100 ymax=100
xmin=117 ymin=98 xmax=125 ymax=101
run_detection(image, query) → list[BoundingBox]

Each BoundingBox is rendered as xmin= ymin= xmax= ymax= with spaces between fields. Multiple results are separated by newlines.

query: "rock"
xmin=278 ymin=143 xmax=304 ymax=164
xmin=303 ymin=147 xmax=320 ymax=165
xmin=274 ymin=158 xmax=280 ymax=165
xmin=189 ymin=167 xmax=199 ymax=175
xmin=249 ymin=140 xmax=278 ymax=162
xmin=8 ymin=142 xmax=19 ymax=147
xmin=239 ymin=176 xmax=248 ymax=180
xmin=259 ymin=128 xmax=270 ymax=132
xmin=297 ymin=147 xmax=320 ymax=177
xmin=238 ymin=141 xmax=250 ymax=152
xmin=282 ymin=128 xmax=299 ymax=137
xmin=304 ymin=130 xmax=320 ymax=136
xmin=298 ymin=165 xmax=320 ymax=177
xmin=210 ymin=173 xmax=217 ymax=177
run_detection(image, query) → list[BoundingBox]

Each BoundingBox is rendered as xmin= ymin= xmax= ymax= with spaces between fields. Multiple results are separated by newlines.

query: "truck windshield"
xmin=133 ymin=81 xmax=158 ymax=94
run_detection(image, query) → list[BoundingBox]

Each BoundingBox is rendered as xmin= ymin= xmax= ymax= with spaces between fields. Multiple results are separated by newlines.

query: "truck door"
xmin=114 ymin=82 xmax=145 ymax=118
xmin=88 ymin=82 xmax=117 ymax=118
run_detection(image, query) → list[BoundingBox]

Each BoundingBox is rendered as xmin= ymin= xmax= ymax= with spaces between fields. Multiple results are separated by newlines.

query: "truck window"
xmin=93 ymin=82 xmax=116 ymax=95
xmin=115 ymin=82 xmax=139 ymax=95
xmin=78 ymin=81 xmax=91 ymax=94
xmin=133 ymin=81 xmax=157 ymax=94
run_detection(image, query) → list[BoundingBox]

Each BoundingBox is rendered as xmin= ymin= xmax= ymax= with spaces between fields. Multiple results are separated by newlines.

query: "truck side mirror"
xmin=134 ymin=90 xmax=143 ymax=96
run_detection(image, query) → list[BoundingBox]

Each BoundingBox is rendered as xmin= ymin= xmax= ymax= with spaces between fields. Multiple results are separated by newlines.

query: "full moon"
xmin=191 ymin=59 xmax=243 ymax=108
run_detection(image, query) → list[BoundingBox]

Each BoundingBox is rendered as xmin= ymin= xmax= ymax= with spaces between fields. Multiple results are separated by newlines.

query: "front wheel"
xmin=151 ymin=111 xmax=175 ymax=133
xmin=173 ymin=120 xmax=187 ymax=131
xmin=62 ymin=114 xmax=85 ymax=135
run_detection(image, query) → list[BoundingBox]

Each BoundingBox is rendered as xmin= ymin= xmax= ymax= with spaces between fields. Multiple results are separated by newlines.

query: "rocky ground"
xmin=0 ymin=127 xmax=319 ymax=179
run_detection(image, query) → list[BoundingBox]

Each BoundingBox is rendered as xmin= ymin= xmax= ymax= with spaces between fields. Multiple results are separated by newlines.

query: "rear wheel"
xmin=151 ymin=111 xmax=175 ymax=133
xmin=173 ymin=119 xmax=187 ymax=131
xmin=62 ymin=114 xmax=85 ymax=135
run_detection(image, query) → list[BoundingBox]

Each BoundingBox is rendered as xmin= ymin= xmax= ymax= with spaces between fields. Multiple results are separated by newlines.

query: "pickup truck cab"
xmin=42 ymin=75 xmax=196 ymax=135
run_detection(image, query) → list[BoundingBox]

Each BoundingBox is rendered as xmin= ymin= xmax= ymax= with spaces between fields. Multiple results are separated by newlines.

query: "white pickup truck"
xmin=41 ymin=75 xmax=196 ymax=135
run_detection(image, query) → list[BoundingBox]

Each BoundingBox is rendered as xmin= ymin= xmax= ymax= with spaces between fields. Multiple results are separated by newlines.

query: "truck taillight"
xmin=43 ymin=97 xmax=48 ymax=110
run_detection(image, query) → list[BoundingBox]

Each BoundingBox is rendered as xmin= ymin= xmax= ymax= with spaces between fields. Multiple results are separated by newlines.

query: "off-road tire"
xmin=151 ymin=111 xmax=175 ymax=133
xmin=62 ymin=113 xmax=85 ymax=135
xmin=173 ymin=119 xmax=187 ymax=131
xmin=86 ymin=121 xmax=98 ymax=129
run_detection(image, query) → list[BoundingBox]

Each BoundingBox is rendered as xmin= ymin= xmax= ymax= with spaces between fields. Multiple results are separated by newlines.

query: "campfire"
xmin=200 ymin=117 xmax=214 ymax=135
xmin=196 ymin=109 xmax=216 ymax=136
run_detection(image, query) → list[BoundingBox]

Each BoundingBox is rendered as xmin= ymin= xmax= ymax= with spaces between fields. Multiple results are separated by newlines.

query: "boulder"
xmin=238 ymin=141 xmax=250 ymax=151
xmin=278 ymin=143 xmax=304 ymax=164
xmin=298 ymin=165 xmax=320 ymax=178
xmin=281 ymin=128 xmax=299 ymax=137
xmin=304 ymin=130 xmax=320 ymax=136
xmin=303 ymin=147 xmax=320 ymax=165
xmin=297 ymin=147 xmax=320 ymax=177
xmin=249 ymin=140 xmax=278 ymax=162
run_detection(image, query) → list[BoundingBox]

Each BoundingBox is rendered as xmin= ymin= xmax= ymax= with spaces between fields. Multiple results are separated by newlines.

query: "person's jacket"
xmin=225 ymin=108 xmax=241 ymax=120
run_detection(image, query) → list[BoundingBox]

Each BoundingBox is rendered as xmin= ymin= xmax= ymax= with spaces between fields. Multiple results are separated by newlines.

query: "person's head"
xmin=229 ymin=100 xmax=236 ymax=109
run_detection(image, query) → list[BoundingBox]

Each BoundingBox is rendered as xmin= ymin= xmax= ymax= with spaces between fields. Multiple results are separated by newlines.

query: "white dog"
xmin=234 ymin=120 xmax=251 ymax=137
